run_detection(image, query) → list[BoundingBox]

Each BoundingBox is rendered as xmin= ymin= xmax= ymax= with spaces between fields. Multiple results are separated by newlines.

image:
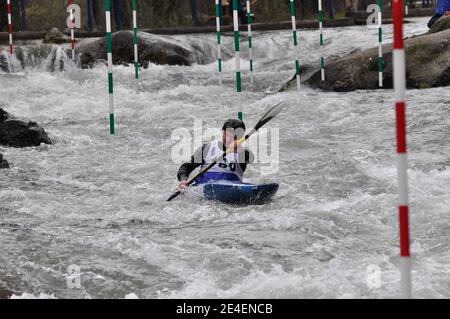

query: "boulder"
xmin=0 ymin=54 xmax=8 ymax=73
xmin=0 ymin=108 xmax=53 ymax=148
xmin=0 ymin=153 xmax=9 ymax=169
xmin=429 ymin=14 xmax=450 ymax=34
xmin=43 ymin=27 xmax=71 ymax=44
xmin=78 ymin=31 xmax=195 ymax=68
xmin=298 ymin=28 xmax=450 ymax=92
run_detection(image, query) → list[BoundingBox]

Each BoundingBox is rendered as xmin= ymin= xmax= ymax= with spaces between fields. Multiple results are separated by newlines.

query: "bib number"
xmin=218 ymin=162 xmax=237 ymax=172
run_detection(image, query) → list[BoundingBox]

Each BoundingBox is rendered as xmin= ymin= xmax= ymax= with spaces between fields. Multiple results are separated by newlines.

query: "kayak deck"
xmin=203 ymin=182 xmax=279 ymax=205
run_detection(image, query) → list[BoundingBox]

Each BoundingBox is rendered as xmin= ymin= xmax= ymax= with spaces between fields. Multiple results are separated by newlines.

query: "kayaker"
xmin=177 ymin=119 xmax=254 ymax=190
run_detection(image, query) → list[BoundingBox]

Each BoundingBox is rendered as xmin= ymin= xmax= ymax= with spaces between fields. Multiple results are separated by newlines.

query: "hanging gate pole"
xmin=377 ymin=0 xmax=383 ymax=87
xmin=290 ymin=0 xmax=300 ymax=91
xmin=392 ymin=0 xmax=412 ymax=299
xmin=246 ymin=0 xmax=254 ymax=85
xmin=318 ymin=0 xmax=325 ymax=81
xmin=105 ymin=0 xmax=116 ymax=135
xmin=232 ymin=0 xmax=243 ymax=120
xmin=7 ymin=0 xmax=13 ymax=54
xmin=132 ymin=0 xmax=138 ymax=80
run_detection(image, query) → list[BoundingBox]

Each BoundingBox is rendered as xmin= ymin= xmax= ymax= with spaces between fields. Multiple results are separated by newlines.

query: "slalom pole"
xmin=132 ymin=0 xmax=138 ymax=80
xmin=289 ymin=0 xmax=300 ymax=91
xmin=318 ymin=0 xmax=325 ymax=81
xmin=7 ymin=0 xmax=13 ymax=54
xmin=105 ymin=0 xmax=116 ymax=135
xmin=214 ymin=0 xmax=222 ymax=75
xmin=214 ymin=0 xmax=223 ymax=84
xmin=246 ymin=0 xmax=254 ymax=86
xmin=67 ymin=0 xmax=75 ymax=60
xmin=405 ymin=0 xmax=409 ymax=16
xmin=392 ymin=0 xmax=411 ymax=299
xmin=232 ymin=0 xmax=243 ymax=120
xmin=377 ymin=0 xmax=383 ymax=87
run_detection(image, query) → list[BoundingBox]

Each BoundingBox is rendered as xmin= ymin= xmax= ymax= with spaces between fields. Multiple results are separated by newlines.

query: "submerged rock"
xmin=298 ymin=28 xmax=450 ymax=92
xmin=78 ymin=31 xmax=195 ymax=68
xmin=0 ymin=54 xmax=8 ymax=73
xmin=0 ymin=108 xmax=53 ymax=148
xmin=0 ymin=153 xmax=9 ymax=169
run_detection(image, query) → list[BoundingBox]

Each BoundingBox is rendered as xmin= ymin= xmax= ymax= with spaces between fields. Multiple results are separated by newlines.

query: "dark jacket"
xmin=177 ymin=142 xmax=254 ymax=181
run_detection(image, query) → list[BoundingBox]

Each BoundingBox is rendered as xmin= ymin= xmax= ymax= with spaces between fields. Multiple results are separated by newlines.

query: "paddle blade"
xmin=167 ymin=190 xmax=182 ymax=202
xmin=254 ymin=100 xmax=288 ymax=131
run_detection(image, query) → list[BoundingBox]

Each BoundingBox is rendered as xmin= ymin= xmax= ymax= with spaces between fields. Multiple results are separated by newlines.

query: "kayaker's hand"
xmin=178 ymin=180 xmax=188 ymax=191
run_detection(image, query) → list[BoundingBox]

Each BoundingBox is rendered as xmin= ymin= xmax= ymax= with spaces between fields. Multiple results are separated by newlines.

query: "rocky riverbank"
xmin=283 ymin=15 xmax=450 ymax=92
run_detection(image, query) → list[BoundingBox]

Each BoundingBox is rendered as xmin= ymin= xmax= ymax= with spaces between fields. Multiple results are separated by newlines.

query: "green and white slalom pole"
xmin=232 ymin=0 xmax=243 ymax=121
xmin=318 ymin=0 xmax=325 ymax=81
xmin=377 ymin=0 xmax=383 ymax=87
xmin=215 ymin=0 xmax=222 ymax=84
xmin=105 ymin=0 xmax=115 ymax=135
xmin=132 ymin=0 xmax=139 ymax=80
xmin=246 ymin=0 xmax=254 ymax=86
xmin=290 ymin=0 xmax=300 ymax=91
xmin=67 ymin=0 xmax=75 ymax=61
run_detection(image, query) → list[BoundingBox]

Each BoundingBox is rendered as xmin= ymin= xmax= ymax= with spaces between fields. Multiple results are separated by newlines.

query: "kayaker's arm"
xmin=177 ymin=144 xmax=210 ymax=181
xmin=177 ymin=163 xmax=200 ymax=181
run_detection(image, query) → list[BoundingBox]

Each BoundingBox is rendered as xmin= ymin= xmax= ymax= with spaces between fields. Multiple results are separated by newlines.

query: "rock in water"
xmin=0 ymin=153 xmax=9 ymax=169
xmin=299 ymin=28 xmax=450 ymax=92
xmin=43 ymin=27 xmax=71 ymax=44
xmin=0 ymin=108 xmax=53 ymax=148
xmin=0 ymin=54 xmax=8 ymax=73
xmin=429 ymin=14 xmax=450 ymax=34
xmin=78 ymin=31 xmax=195 ymax=68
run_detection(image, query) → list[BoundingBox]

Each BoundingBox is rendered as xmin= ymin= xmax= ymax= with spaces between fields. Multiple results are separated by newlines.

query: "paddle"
xmin=167 ymin=100 xmax=287 ymax=202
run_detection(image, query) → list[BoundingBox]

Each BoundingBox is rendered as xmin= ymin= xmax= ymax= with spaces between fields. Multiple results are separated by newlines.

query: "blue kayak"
xmin=203 ymin=182 xmax=279 ymax=205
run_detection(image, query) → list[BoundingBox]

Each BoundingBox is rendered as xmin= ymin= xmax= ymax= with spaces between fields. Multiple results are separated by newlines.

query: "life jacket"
xmin=435 ymin=0 xmax=450 ymax=15
xmin=194 ymin=140 xmax=244 ymax=185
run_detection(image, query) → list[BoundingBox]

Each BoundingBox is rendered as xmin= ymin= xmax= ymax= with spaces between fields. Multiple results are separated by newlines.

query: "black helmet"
xmin=222 ymin=119 xmax=246 ymax=131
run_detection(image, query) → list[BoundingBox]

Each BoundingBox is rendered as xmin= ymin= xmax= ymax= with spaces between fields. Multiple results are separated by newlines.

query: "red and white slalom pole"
xmin=392 ymin=0 xmax=412 ymax=299
xmin=68 ymin=0 xmax=75 ymax=60
xmin=7 ymin=0 xmax=13 ymax=54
